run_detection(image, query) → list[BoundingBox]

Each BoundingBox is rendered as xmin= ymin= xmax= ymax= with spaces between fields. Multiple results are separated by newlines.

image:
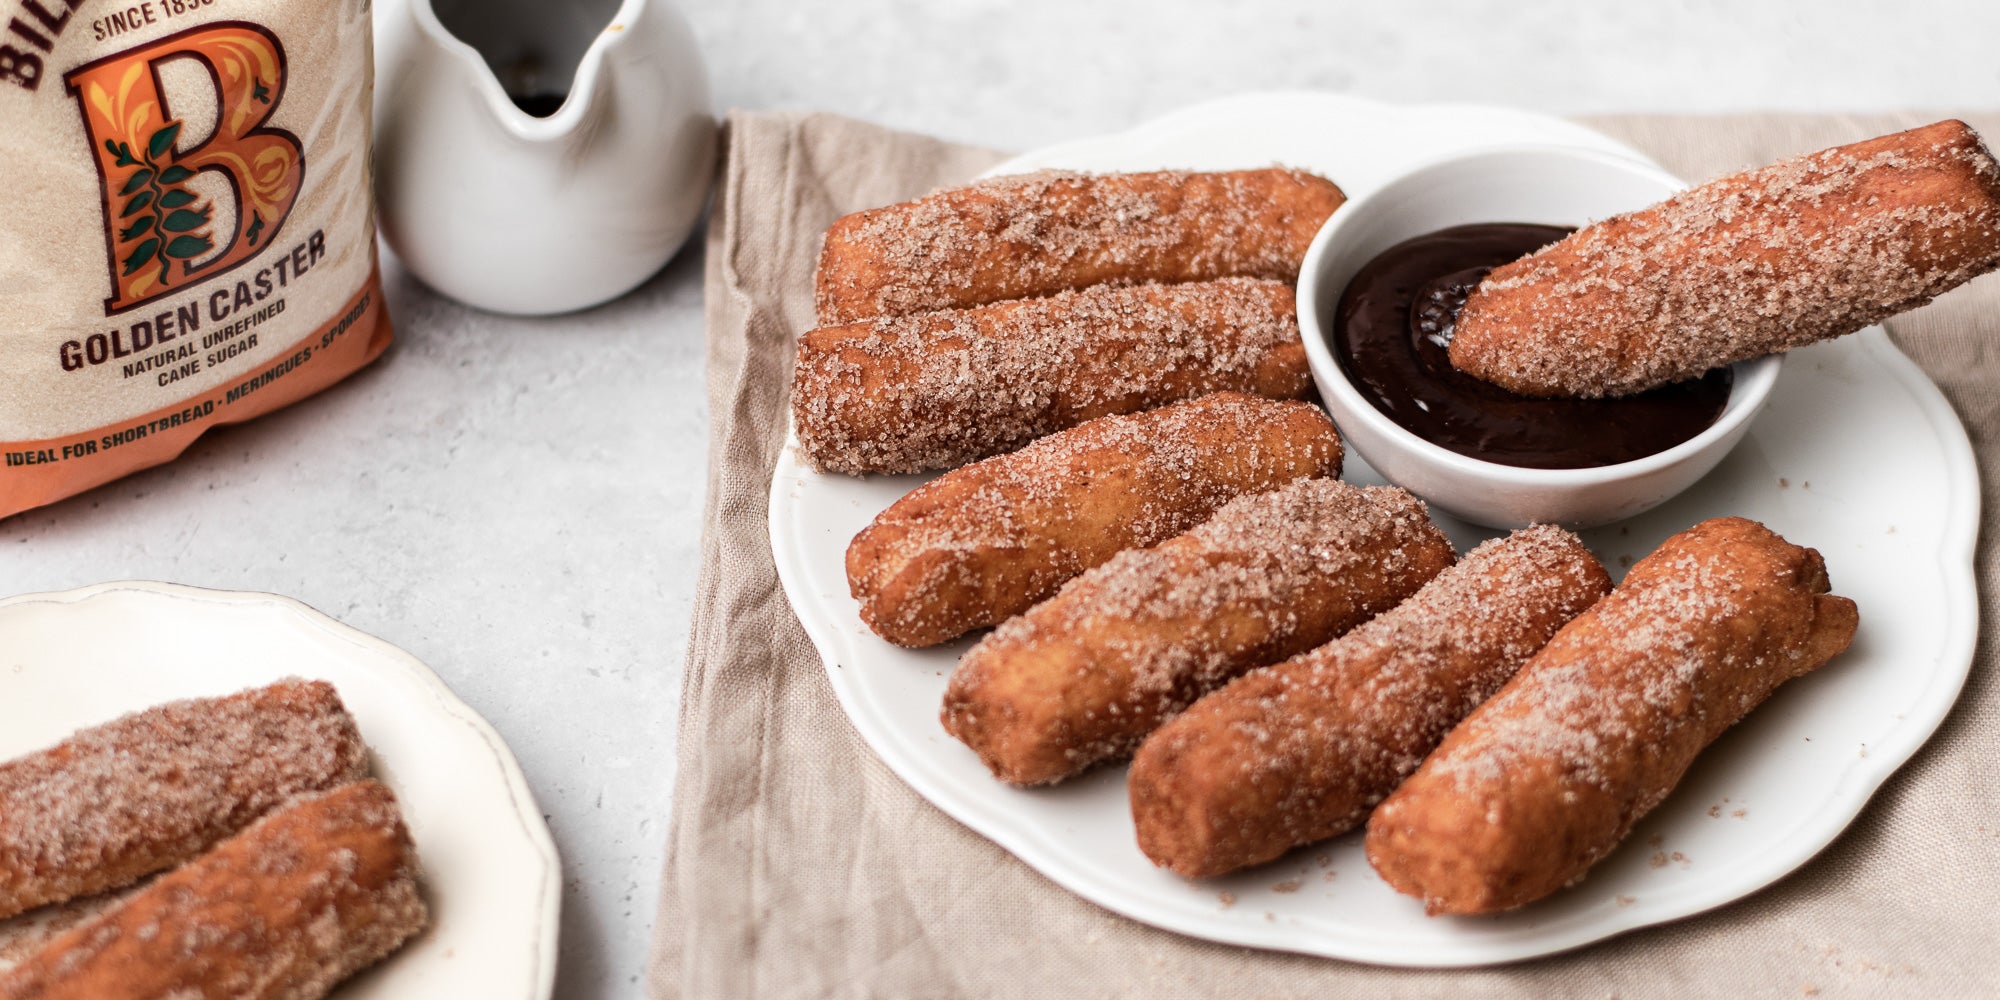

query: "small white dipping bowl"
xmin=1296 ymin=145 xmax=1782 ymax=530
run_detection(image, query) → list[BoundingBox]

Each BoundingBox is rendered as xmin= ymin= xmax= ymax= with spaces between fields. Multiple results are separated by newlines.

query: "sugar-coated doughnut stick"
xmin=1130 ymin=525 xmax=1610 ymax=878
xmin=1451 ymin=119 xmax=2000 ymax=397
xmin=0 ymin=780 xmax=427 ymax=1000
xmin=1365 ymin=517 xmax=1859 ymax=915
xmin=0 ymin=889 xmax=136 ymax=972
xmin=942 ymin=479 xmax=1454 ymax=786
xmin=814 ymin=167 xmax=1345 ymax=325
xmin=0 ymin=679 xmax=369 ymax=920
xmin=847 ymin=392 xmax=1342 ymax=648
xmin=793 ymin=277 xmax=1310 ymax=475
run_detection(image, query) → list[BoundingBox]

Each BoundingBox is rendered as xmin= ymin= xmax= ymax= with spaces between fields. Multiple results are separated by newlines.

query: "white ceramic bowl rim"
xmin=1296 ymin=142 xmax=1784 ymax=488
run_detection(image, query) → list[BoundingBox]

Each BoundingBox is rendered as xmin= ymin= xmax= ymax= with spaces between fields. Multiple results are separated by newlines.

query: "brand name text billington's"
xmin=0 ymin=0 xmax=81 ymax=91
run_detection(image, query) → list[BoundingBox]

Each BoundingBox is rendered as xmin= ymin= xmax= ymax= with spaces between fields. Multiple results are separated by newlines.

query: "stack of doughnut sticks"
xmin=0 ymin=681 xmax=426 ymax=999
xmin=859 ymin=413 xmax=1855 ymax=913
xmin=773 ymin=125 xmax=1999 ymax=911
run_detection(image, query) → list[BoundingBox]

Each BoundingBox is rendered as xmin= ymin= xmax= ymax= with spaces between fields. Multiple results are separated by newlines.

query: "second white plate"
xmin=0 ymin=581 xmax=560 ymax=997
xmin=768 ymin=93 xmax=1981 ymax=967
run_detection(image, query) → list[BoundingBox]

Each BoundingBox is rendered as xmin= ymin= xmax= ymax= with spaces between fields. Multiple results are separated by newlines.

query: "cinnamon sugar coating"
xmin=1130 ymin=525 xmax=1610 ymax=878
xmin=1365 ymin=517 xmax=1859 ymax=915
xmin=0 ymin=886 xmax=140 ymax=973
xmin=792 ymin=277 xmax=1310 ymax=475
xmin=813 ymin=167 xmax=1345 ymax=325
xmin=941 ymin=479 xmax=1455 ymax=786
xmin=1451 ymin=120 xmax=2000 ymax=397
xmin=0 ymin=781 xmax=427 ymax=1000
xmin=846 ymin=393 xmax=1342 ymax=648
xmin=0 ymin=680 xmax=368 ymax=921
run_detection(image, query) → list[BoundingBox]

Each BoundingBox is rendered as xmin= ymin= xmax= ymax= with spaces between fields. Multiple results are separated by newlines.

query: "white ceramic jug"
xmin=372 ymin=0 xmax=716 ymax=315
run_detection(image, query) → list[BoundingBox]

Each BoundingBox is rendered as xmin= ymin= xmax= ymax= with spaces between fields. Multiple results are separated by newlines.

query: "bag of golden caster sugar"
xmin=0 ymin=0 xmax=389 ymax=518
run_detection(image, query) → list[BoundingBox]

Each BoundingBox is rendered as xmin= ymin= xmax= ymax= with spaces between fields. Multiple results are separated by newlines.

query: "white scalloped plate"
xmin=0 ymin=582 xmax=559 ymax=997
xmin=768 ymin=92 xmax=1981 ymax=967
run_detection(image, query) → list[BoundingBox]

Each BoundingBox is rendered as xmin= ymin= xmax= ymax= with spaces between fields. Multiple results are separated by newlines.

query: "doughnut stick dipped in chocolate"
xmin=1129 ymin=525 xmax=1610 ymax=879
xmin=847 ymin=392 xmax=1342 ymax=648
xmin=941 ymin=479 xmax=1455 ymax=786
xmin=1450 ymin=120 xmax=2000 ymax=397
xmin=0 ymin=679 xmax=368 ymax=920
xmin=815 ymin=167 xmax=1346 ymax=325
xmin=793 ymin=277 xmax=1310 ymax=475
xmin=0 ymin=781 xmax=427 ymax=1000
xmin=1365 ymin=517 xmax=1859 ymax=915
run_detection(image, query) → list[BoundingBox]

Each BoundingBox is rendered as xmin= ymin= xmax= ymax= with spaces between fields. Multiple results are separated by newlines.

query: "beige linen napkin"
xmin=651 ymin=110 xmax=2000 ymax=999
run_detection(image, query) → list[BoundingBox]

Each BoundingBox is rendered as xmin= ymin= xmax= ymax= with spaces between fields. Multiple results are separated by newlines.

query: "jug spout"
xmin=373 ymin=0 xmax=717 ymax=315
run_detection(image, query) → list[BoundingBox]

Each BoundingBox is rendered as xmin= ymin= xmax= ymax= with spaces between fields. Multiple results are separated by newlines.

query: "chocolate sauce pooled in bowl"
xmin=1332 ymin=223 xmax=1732 ymax=470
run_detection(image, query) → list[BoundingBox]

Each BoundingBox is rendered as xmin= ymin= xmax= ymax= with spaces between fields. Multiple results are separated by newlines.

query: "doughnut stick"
xmin=814 ymin=167 xmax=1345 ymax=325
xmin=1365 ymin=517 xmax=1860 ymax=915
xmin=0 ymin=679 xmax=368 ymax=920
xmin=1130 ymin=525 xmax=1610 ymax=878
xmin=847 ymin=392 xmax=1342 ymax=648
xmin=0 ymin=887 xmax=143 ymax=975
xmin=793 ymin=277 xmax=1310 ymax=475
xmin=0 ymin=781 xmax=426 ymax=1000
xmin=1451 ymin=119 xmax=2000 ymax=397
xmin=941 ymin=479 xmax=1454 ymax=786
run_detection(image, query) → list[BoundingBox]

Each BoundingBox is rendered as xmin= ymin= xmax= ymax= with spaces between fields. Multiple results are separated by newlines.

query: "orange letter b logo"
xmin=65 ymin=22 xmax=304 ymax=314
